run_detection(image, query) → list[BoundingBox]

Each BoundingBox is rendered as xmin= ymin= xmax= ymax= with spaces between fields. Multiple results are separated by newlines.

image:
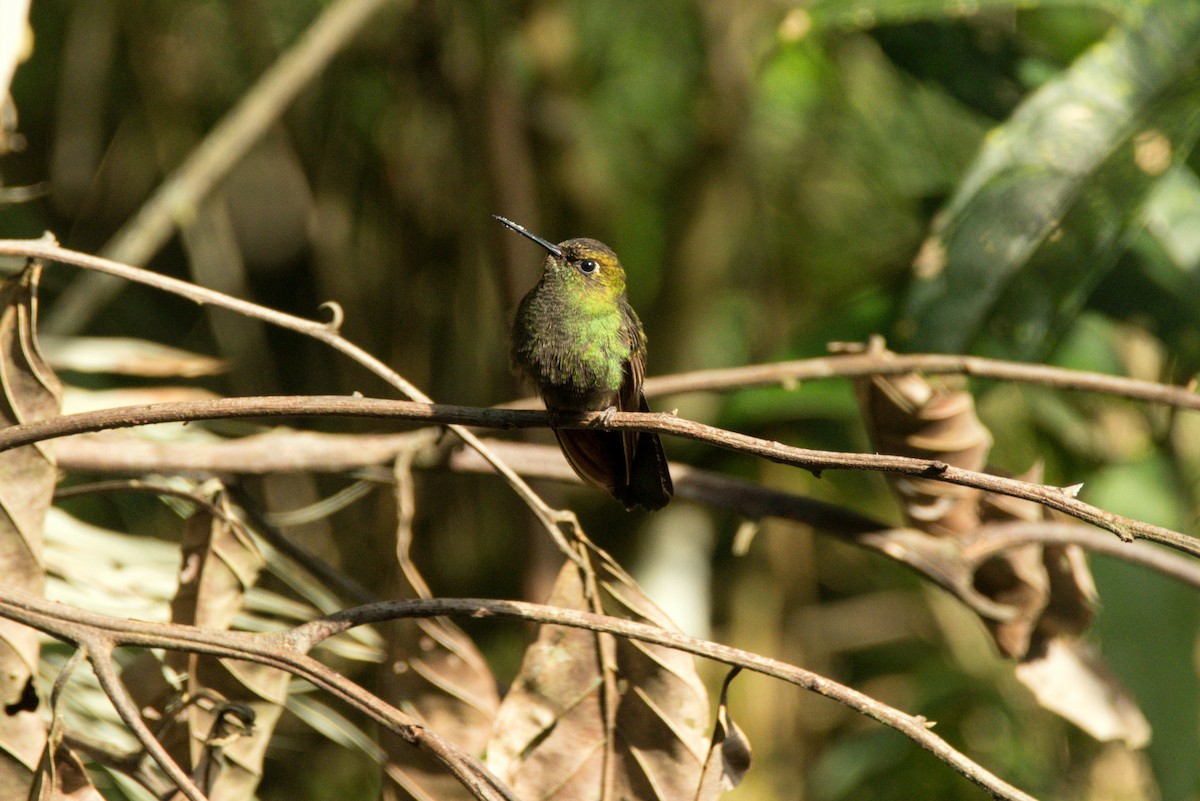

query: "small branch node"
xmin=1059 ymin=482 xmax=1084 ymax=498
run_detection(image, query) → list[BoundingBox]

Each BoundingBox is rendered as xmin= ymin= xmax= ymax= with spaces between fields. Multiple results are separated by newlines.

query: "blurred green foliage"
xmin=5 ymin=0 xmax=1200 ymax=799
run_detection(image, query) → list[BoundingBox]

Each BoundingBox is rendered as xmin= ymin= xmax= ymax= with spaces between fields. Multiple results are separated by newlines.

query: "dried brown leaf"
xmin=693 ymin=669 xmax=751 ymax=800
xmin=976 ymin=464 xmax=1097 ymax=659
xmin=31 ymin=648 xmax=105 ymax=801
xmin=1015 ymin=639 xmax=1150 ymax=748
xmin=487 ymin=552 xmax=714 ymax=801
xmin=40 ymin=336 xmax=226 ymax=377
xmin=31 ymin=741 xmax=106 ymax=801
xmin=856 ymin=355 xmax=1098 ymax=657
xmin=125 ymin=486 xmax=287 ymax=801
xmin=0 ymin=264 xmax=61 ymax=796
xmin=976 ymin=463 xmax=1054 ymax=659
xmin=1038 ymin=542 xmax=1097 ymax=640
xmin=599 ymin=556 xmax=713 ymax=797
xmin=857 ymin=368 xmax=990 ymax=537
xmin=854 ymin=348 xmax=1138 ymax=742
xmin=486 ymin=561 xmax=617 ymax=798
xmin=381 ymin=454 xmax=500 ymax=801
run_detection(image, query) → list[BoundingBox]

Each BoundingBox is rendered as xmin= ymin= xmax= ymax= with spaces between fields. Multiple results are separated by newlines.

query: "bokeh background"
xmin=4 ymin=0 xmax=1200 ymax=799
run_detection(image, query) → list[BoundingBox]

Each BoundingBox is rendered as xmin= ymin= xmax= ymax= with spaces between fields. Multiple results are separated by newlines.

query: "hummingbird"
xmin=496 ymin=215 xmax=673 ymax=511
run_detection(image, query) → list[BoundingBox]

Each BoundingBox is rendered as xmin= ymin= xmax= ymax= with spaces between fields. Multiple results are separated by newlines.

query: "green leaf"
xmin=900 ymin=1 xmax=1200 ymax=357
xmin=805 ymin=0 xmax=1126 ymax=31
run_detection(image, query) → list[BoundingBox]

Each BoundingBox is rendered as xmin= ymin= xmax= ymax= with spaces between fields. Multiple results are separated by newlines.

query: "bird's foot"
xmin=595 ymin=406 xmax=618 ymax=429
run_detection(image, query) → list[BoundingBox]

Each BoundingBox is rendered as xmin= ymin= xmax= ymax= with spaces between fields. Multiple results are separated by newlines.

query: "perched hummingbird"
xmin=496 ymin=215 xmax=673 ymax=511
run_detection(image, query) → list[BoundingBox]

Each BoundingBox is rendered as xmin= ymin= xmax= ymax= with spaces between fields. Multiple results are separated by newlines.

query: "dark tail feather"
xmin=553 ymin=428 xmax=673 ymax=511
xmin=621 ymin=431 xmax=673 ymax=511
xmin=554 ymin=428 xmax=623 ymax=495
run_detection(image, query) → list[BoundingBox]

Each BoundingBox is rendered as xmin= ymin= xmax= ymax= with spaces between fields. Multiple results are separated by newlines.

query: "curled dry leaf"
xmin=0 ymin=264 xmax=62 ymax=797
xmin=380 ymin=454 xmax=500 ymax=801
xmin=123 ymin=486 xmax=288 ymax=801
xmin=857 ymin=366 xmax=991 ymax=538
xmin=487 ymin=550 xmax=718 ymax=800
xmin=32 ymin=646 xmax=105 ymax=801
xmin=855 ymin=347 xmax=1146 ymax=745
xmin=978 ymin=463 xmax=1096 ymax=658
xmin=855 ymin=351 xmax=1094 ymax=657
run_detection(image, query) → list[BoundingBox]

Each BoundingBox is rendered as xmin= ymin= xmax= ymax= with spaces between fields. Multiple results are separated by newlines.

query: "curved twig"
xmin=957 ymin=521 xmax=1200 ymax=589
xmin=300 ymin=598 xmax=1036 ymax=801
xmin=0 ymin=236 xmax=585 ymax=562
xmin=54 ymin=433 xmax=1200 ymax=600
xmin=1 ymin=393 xmax=1196 ymax=559
xmin=1 ymin=592 xmax=516 ymax=801
xmin=0 ymin=587 xmax=1036 ymax=801
xmin=641 ymin=349 xmax=1200 ymax=409
xmin=84 ymin=640 xmax=209 ymax=801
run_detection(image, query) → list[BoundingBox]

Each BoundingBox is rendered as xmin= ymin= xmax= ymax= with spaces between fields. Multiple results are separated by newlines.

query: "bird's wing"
xmin=617 ymin=304 xmax=647 ymax=484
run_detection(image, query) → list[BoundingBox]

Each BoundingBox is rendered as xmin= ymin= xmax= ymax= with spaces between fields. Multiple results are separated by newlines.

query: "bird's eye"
xmin=578 ymin=259 xmax=599 ymax=275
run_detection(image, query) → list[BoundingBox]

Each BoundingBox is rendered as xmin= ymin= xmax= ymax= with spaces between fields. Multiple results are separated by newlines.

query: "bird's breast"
xmin=512 ymin=288 xmax=629 ymax=410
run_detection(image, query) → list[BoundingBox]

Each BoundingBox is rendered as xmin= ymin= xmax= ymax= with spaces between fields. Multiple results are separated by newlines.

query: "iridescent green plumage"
xmin=498 ymin=217 xmax=672 ymax=511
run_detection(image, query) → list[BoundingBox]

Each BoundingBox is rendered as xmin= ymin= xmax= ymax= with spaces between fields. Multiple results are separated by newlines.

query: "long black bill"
xmin=493 ymin=215 xmax=563 ymax=257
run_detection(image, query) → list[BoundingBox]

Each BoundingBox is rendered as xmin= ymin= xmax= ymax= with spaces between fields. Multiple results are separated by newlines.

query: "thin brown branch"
xmin=299 ymin=599 xmax=1036 ymax=801
xmin=495 ymin=349 xmax=1200 ymax=411
xmin=42 ymin=0 xmax=403 ymax=334
xmin=54 ymin=419 xmax=864 ymax=536
xmin=451 ymin=440 xmax=889 ymax=533
xmin=55 ymin=438 xmax=1200 ymax=623
xmin=63 ymin=730 xmax=169 ymax=797
xmin=11 ymin=235 xmax=1200 ymax=561
xmin=0 ymin=588 xmax=1036 ymax=801
xmin=0 ymin=236 xmax=584 ymax=561
xmin=642 ymin=350 xmax=1200 ymax=410
xmin=53 ymin=429 xmax=427 ymax=474
xmin=84 ymin=640 xmax=208 ymax=801
xmin=956 ymin=521 xmax=1200 ymax=590
xmin=0 ymin=591 xmax=514 ymax=801
xmin=3 ymin=392 xmax=1196 ymax=559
